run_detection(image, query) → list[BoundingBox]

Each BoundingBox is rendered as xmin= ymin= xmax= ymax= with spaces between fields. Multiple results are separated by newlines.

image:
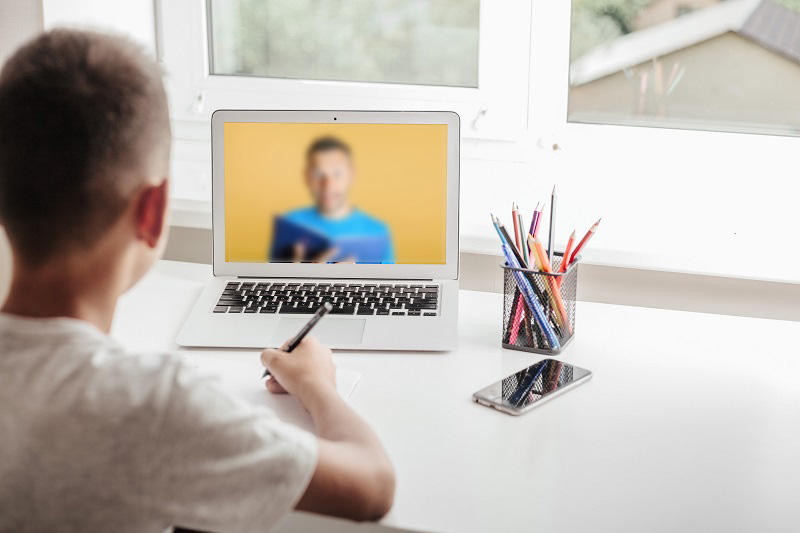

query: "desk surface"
xmin=112 ymin=261 xmax=800 ymax=533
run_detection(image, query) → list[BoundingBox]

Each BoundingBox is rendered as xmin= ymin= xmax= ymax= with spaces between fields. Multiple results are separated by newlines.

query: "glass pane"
xmin=569 ymin=0 xmax=800 ymax=136
xmin=207 ymin=0 xmax=480 ymax=88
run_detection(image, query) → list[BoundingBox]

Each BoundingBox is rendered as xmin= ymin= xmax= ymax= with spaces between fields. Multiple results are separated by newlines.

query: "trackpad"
xmin=272 ymin=318 xmax=366 ymax=346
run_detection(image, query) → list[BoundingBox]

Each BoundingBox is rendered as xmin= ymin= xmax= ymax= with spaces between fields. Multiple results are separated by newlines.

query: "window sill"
xmin=169 ymin=202 xmax=800 ymax=286
xmin=461 ymin=234 xmax=800 ymax=286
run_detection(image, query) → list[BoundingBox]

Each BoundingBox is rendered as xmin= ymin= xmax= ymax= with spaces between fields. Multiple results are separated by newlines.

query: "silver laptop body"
xmin=177 ymin=110 xmax=460 ymax=350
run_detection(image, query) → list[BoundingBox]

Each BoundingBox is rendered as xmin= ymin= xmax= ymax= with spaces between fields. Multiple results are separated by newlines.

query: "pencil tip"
xmin=552 ymin=185 xmax=556 ymax=194
xmin=570 ymin=230 xmax=576 ymax=237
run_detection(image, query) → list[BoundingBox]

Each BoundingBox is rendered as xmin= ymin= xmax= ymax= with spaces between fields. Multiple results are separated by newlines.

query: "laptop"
xmin=176 ymin=110 xmax=460 ymax=350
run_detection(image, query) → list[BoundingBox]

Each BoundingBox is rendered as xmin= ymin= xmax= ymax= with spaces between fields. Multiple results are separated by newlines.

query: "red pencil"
xmin=568 ymin=219 xmax=601 ymax=265
xmin=559 ymin=230 xmax=576 ymax=273
xmin=511 ymin=204 xmax=521 ymax=250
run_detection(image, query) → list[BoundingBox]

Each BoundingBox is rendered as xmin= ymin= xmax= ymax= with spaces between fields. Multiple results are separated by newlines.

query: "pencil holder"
xmin=501 ymin=253 xmax=579 ymax=355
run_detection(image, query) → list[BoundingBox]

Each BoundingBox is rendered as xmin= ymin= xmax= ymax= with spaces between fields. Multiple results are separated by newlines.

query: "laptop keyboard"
xmin=214 ymin=282 xmax=440 ymax=316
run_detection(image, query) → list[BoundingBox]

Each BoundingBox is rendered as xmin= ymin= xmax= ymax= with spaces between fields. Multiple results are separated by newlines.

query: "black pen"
xmin=261 ymin=301 xmax=333 ymax=378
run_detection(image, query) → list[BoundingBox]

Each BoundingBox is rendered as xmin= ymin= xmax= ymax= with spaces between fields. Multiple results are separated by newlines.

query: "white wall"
xmin=0 ymin=0 xmax=44 ymax=303
xmin=0 ymin=0 xmax=43 ymax=63
xmin=41 ymin=0 xmax=155 ymax=52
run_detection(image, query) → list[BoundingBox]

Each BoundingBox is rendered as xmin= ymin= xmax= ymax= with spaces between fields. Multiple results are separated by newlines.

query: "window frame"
xmin=157 ymin=0 xmax=800 ymax=283
xmin=158 ymin=0 xmax=532 ymax=141
xmin=527 ymin=0 xmax=800 ymax=184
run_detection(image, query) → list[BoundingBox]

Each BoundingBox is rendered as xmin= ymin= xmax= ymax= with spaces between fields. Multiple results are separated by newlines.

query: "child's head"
xmin=0 ymin=29 xmax=170 ymax=280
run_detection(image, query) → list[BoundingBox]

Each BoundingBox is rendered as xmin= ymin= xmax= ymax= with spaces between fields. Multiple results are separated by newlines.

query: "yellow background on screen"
xmin=223 ymin=122 xmax=447 ymax=263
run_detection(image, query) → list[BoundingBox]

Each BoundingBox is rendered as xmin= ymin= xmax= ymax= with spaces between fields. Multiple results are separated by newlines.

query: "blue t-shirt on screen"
xmin=283 ymin=207 xmax=395 ymax=264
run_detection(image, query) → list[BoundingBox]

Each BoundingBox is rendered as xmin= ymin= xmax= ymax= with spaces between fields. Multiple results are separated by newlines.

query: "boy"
xmin=0 ymin=30 xmax=394 ymax=532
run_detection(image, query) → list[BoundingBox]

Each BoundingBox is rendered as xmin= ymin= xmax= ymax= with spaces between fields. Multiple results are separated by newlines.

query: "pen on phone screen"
xmin=261 ymin=301 xmax=333 ymax=378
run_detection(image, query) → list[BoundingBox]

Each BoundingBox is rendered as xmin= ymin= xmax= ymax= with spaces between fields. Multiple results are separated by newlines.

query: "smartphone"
xmin=473 ymin=358 xmax=592 ymax=415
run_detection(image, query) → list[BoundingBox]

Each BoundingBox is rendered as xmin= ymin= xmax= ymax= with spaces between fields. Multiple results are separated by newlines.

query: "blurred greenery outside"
xmin=571 ymin=0 xmax=800 ymax=62
xmin=208 ymin=0 xmax=480 ymax=87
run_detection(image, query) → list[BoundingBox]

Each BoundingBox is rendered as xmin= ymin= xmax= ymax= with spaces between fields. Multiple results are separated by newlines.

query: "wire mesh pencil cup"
xmin=501 ymin=253 xmax=579 ymax=355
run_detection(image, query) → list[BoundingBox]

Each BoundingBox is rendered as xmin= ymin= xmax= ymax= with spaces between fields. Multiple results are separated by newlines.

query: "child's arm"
xmin=261 ymin=338 xmax=395 ymax=521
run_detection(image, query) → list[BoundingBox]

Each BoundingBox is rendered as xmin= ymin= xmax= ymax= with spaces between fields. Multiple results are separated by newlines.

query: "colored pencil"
xmin=556 ymin=230 xmax=576 ymax=287
xmin=517 ymin=209 xmax=529 ymax=267
xmin=496 ymin=218 xmax=526 ymax=267
xmin=547 ymin=186 xmax=557 ymax=264
xmin=559 ymin=231 xmax=576 ymax=273
xmin=528 ymin=203 xmax=539 ymax=241
xmin=531 ymin=236 xmax=573 ymax=336
xmin=490 ymin=214 xmax=504 ymax=242
xmin=512 ymin=204 xmax=521 ymax=251
xmin=501 ymin=244 xmax=560 ymax=349
xmin=532 ymin=205 xmax=543 ymax=238
xmin=509 ymin=298 xmax=525 ymax=344
xmin=568 ymin=218 xmax=601 ymax=266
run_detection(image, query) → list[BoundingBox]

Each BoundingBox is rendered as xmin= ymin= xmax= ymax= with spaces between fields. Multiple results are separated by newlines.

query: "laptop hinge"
xmin=237 ymin=276 xmax=436 ymax=282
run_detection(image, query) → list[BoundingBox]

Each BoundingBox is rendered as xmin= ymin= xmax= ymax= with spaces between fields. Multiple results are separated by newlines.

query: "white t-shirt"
xmin=0 ymin=314 xmax=318 ymax=533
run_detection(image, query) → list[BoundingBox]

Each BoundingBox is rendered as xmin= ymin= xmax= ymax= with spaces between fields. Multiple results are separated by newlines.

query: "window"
xmin=568 ymin=0 xmax=800 ymax=136
xmin=207 ymin=0 xmax=480 ymax=88
xmin=151 ymin=0 xmax=799 ymax=281
xmin=160 ymin=0 xmax=530 ymax=140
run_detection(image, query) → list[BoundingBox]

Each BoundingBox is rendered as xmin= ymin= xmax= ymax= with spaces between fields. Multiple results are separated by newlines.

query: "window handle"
xmin=471 ymin=105 xmax=489 ymax=131
xmin=191 ymin=90 xmax=205 ymax=114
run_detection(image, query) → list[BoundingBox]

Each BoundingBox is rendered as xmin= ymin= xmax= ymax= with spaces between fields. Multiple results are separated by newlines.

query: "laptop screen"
xmin=222 ymin=122 xmax=448 ymax=265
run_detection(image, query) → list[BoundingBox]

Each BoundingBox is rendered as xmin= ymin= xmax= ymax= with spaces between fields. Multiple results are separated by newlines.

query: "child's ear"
xmin=134 ymin=179 xmax=168 ymax=248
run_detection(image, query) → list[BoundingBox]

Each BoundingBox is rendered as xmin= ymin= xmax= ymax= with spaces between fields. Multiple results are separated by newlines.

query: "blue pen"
xmin=501 ymin=245 xmax=561 ymax=349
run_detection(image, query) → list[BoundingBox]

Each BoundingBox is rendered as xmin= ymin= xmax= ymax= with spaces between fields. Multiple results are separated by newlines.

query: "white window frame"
xmin=528 ymin=1 xmax=800 ymax=157
xmin=156 ymin=0 xmax=799 ymax=282
xmin=158 ymin=0 xmax=532 ymax=141
xmin=519 ymin=1 xmax=800 ymax=283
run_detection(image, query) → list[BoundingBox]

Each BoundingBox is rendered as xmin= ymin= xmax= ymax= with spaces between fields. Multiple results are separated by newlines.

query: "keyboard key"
xmin=244 ymin=308 xmax=258 ymax=313
xmin=279 ymin=306 xmax=316 ymax=314
xmin=225 ymin=282 xmax=240 ymax=289
xmin=391 ymin=311 xmax=406 ymax=316
xmin=407 ymin=310 xmax=421 ymax=316
xmin=228 ymin=307 xmax=244 ymax=313
xmin=357 ymin=307 xmax=375 ymax=315
xmin=424 ymin=312 xmax=437 ymax=316
xmin=407 ymin=303 xmax=437 ymax=310
xmin=213 ymin=306 xmax=228 ymax=313
xmin=418 ymin=287 xmax=439 ymax=293
xmin=376 ymin=309 xmax=390 ymax=315
xmin=410 ymin=284 xmax=423 ymax=288
xmin=218 ymin=300 xmax=245 ymax=306
xmin=240 ymin=282 xmax=255 ymax=289
xmin=259 ymin=307 xmax=277 ymax=313
xmin=331 ymin=305 xmax=356 ymax=315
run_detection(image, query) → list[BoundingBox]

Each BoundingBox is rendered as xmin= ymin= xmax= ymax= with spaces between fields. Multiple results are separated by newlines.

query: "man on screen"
xmin=274 ymin=136 xmax=395 ymax=264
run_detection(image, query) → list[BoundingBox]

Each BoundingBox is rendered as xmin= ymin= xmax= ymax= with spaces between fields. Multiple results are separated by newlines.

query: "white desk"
xmin=113 ymin=261 xmax=800 ymax=533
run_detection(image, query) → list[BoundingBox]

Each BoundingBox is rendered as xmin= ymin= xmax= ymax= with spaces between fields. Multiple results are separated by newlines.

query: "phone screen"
xmin=474 ymin=359 xmax=591 ymax=411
